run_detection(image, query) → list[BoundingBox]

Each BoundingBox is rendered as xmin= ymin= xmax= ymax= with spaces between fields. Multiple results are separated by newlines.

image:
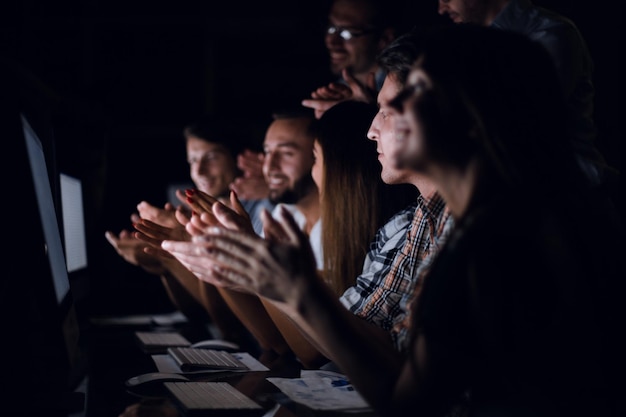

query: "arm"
xmin=259 ymin=293 xmax=395 ymax=370
xmin=258 ymin=295 xmax=329 ymax=369
xmin=161 ymin=207 xmax=404 ymax=411
xmin=216 ymin=287 xmax=291 ymax=355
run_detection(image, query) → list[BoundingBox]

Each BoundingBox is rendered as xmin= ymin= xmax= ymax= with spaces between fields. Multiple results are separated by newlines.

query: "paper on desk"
xmin=267 ymin=370 xmax=372 ymax=412
xmin=152 ymin=352 xmax=269 ymax=375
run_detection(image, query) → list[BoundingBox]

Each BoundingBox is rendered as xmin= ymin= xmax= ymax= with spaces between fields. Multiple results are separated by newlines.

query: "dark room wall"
xmin=3 ymin=0 xmax=622 ymax=314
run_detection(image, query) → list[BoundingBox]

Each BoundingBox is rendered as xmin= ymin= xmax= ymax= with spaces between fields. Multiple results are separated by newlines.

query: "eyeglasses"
xmin=326 ymin=25 xmax=378 ymax=41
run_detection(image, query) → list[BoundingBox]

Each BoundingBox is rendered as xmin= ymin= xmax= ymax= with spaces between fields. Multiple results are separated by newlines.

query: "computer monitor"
xmin=59 ymin=172 xmax=92 ymax=319
xmin=2 ymin=111 xmax=86 ymax=414
xmin=60 ymin=173 xmax=88 ymax=274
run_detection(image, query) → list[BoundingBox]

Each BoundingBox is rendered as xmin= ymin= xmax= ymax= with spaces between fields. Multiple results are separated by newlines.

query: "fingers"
xmin=175 ymin=189 xmax=188 ymax=206
xmin=230 ymin=176 xmax=270 ymax=201
xmin=209 ymin=194 xmax=255 ymax=235
xmin=302 ymin=80 xmax=352 ymax=116
xmin=104 ymin=231 xmax=118 ymax=246
xmin=261 ymin=209 xmax=288 ymax=242
xmin=134 ymin=218 xmax=169 ymax=238
xmin=132 ymin=218 xmax=193 ymax=246
xmin=163 ymin=228 xmax=257 ymax=264
xmin=237 ymin=150 xmax=264 ymax=176
xmin=341 ymin=68 xmax=376 ymax=104
xmin=301 ymin=98 xmax=342 ymax=118
xmin=311 ymin=82 xmax=352 ymax=100
xmin=143 ymin=245 xmax=175 ymax=260
xmin=185 ymin=214 xmax=211 ymax=236
xmin=229 ymin=190 xmax=248 ymax=217
xmin=133 ymin=231 xmax=162 ymax=248
xmin=365 ymin=71 xmax=377 ymax=91
xmin=130 ymin=213 xmax=141 ymax=224
xmin=184 ymin=189 xmax=216 ymax=214
xmin=160 ymin=236 xmax=251 ymax=286
xmin=276 ymin=205 xmax=307 ymax=245
xmin=175 ymin=206 xmax=191 ymax=226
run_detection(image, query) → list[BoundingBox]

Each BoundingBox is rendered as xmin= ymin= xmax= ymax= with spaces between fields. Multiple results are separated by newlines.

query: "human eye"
xmin=204 ymin=151 xmax=219 ymax=161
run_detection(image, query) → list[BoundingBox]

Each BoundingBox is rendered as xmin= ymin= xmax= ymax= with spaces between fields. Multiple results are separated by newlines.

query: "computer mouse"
xmin=125 ymin=372 xmax=190 ymax=390
xmin=190 ymin=339 xmax=240 ymax=352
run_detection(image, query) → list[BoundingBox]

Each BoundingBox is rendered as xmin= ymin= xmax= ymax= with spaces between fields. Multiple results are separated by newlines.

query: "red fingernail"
xmin=185 ymin=189 xmax=195 ymax=196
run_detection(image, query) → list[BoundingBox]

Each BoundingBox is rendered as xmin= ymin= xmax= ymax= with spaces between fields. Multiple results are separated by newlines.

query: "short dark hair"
xmin=271 ymin=106 xmax=315 ymax=121
xmin=376 ymin=29 xmax=424 ymax=86
xmin=182 ymin=114 xmax=245 ymax=158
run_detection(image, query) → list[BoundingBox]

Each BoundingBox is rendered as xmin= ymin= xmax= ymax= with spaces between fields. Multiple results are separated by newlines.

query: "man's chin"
xmin=268 ymin=190 xmax=285 ymax=205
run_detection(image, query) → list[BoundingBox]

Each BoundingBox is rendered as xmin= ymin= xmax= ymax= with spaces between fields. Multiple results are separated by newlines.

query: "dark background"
xmin=3 ymin=1 xmax=623 ymax=315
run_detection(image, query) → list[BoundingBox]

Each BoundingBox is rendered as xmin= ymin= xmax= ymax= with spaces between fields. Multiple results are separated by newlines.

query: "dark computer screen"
xmin=1 ymin=110 xmax=86 ymax=414
xmin=24 ymin=116 xmax=73 ymax=304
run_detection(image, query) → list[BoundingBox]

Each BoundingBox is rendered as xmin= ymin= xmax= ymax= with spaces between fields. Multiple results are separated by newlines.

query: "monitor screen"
xmin=2 ymin=112 xmax=87 ymax=413
xmin=60 ymin=172 xmax=88 ymax=273
xmin=24 ymin=115 xmax=72 ymax=304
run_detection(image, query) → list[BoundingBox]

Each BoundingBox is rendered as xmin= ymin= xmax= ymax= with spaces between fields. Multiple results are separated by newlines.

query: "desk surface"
xmin=83 ymin=318 xmax=328 ymax=417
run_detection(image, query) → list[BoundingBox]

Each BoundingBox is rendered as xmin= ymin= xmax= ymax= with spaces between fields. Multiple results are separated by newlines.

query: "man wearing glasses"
xmin=302 ymin=0 xmax=398 ymax=118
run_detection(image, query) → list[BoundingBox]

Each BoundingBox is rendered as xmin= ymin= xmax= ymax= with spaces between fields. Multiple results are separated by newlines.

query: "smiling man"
xmin=262 ymin=109 xmax=322 ymax=268
xmin=303 ymin=0 xmax=399 ymax=119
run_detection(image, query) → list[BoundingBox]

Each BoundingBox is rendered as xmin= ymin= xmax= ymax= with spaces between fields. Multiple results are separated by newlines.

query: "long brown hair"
xmin=311 ymin=100 xmax=411 ymax=295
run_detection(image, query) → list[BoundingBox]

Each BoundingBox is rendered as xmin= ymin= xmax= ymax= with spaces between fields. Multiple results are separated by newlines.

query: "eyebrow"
xmin=265 ymin=141 xmax=304 ymax=150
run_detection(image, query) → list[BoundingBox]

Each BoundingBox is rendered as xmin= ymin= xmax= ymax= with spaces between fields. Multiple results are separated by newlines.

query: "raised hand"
xmin=341 ymin=68 xmax=377 ymax=104
xmin=184 ymin=189 xmax=256 ymax=236
xmin=136 ymin=201 xmax=180 ymax=229
xmin=230 ymin=150 xmax=269 ymax=201
xmin=301 ymin=68 xmax=377 ymax=119
xmin=131 ymin=216 xmax=192 ymax=259
xmin=162 ymin=206 xmax=318 ymax=302
xmin=105 ymin=228 xmax=166 ymax=275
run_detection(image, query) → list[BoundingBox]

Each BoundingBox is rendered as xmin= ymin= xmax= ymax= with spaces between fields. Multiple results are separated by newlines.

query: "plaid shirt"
xmin=340 ymin=192 xmax=453 ymax=351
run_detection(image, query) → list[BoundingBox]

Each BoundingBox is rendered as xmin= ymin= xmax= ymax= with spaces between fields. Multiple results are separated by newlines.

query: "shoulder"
xmin=375 ymin=203 xmax=417 ymax=245
xmin=493 ymin=0 xmax=581 ymax=42
xmin=364 ymin=203 xmax=417 ymax=262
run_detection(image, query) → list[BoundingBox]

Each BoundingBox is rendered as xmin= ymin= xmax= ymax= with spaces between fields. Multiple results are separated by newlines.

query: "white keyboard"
xmin=165 ymin=381 xmax=264 ymax=415
xmin=167 ymin=347 xmax=248 ymax=371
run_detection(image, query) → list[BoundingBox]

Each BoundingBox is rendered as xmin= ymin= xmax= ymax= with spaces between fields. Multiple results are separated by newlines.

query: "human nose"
xmin=196 ymin=158 xmax=211 ymax=176
xmin=367 ymin=118 xmax=379 ymax=142
xmin=325 ymin=29 xmax=344 ymax=46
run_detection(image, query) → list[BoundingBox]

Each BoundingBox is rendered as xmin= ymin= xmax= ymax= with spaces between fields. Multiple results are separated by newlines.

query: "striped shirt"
xmin=340 ymin=192 xmax=453 ymax=351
